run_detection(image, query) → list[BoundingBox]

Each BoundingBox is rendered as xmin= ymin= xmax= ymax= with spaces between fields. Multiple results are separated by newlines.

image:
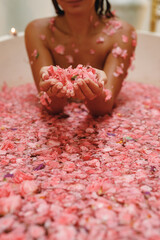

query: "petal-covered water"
xmin=0 ymin=81 xmax=160 ymax=240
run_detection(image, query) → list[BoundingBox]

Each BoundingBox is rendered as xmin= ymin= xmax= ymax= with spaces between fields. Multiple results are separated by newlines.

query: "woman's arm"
xmin=85 ymin=25 xmax=137 ymax=116
xmin=25 ymin=19 xmax=67 ymax=114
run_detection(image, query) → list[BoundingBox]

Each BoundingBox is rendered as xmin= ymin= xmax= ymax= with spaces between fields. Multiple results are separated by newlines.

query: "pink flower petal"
xmin=112 ymin=46 xmax=123 ymax=58
xmin=121 ymin=49 xmax=128 ymax=59
xmin=103 ymin=88 xmax=112 ymax=101
xmin=54 ymin=44 xmax=65 ymax=55
xmin=31 ymin=49 xmax=39 ymax=59
xmin=132 ymin=39 xmax=137 ymax=47
xmin=94 ymin=21 xmax=100 ymax=27
xmin=39 ymin=91 xmax=52 ymax=109
xmin=65 ymin=55 xmax=74 ymax=64
xmin=96 ymin=37 xmax=104 ymax=44
xmin=74 ymin=48 xmax=79 ymax=53
xmin=90 ymin=15 xmax=93 ymax=22
xmin=90 ymin=49 xmax=95 ymax=55
xmin=131 ymin=31 xmax=137 ymax=39
xmin=28 ymin=225 xmax=45 ymax=238
xmin=40 ymin=34 xmax=46 ymax=40
xmin=0 ymin=195 xmax=22 ymax=215
xmin=20 ymin=180 xmax=39 ymax=196
xmin=122 ymin=35 xmax=128 ymax=43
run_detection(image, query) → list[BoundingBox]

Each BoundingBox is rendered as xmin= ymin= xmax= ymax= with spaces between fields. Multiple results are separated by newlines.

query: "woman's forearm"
xmin=85 ymin=91 xmax=114 ymax=116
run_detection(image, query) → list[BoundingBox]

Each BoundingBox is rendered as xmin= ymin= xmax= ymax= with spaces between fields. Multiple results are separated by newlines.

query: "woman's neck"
xmin=62 ymin=10 xmax=99 ymax=39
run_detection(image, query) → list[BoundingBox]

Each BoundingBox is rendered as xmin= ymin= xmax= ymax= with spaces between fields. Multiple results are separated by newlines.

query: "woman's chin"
xmin=66 ymin=6 xmax=88 ymax=16
xmin=63 ymin=0 xmax=86 ymax=14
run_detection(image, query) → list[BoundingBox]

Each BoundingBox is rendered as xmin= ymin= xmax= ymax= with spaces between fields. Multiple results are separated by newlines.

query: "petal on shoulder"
xmin=113 ymin=20 xmax=137 ymax=51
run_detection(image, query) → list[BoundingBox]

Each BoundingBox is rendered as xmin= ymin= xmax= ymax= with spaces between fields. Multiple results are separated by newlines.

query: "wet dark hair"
xmin=52 ymin=0 xmax=114 ymax=18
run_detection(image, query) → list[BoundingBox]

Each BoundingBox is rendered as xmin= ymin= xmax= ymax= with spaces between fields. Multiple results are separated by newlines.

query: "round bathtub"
xmin=0 ymin=31 xmax=160 ymax=240
xmin=0 ymin=31 xmax=160 ymax=88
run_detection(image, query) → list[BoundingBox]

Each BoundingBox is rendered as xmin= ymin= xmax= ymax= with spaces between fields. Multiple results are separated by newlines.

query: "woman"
xmin=25 ymin=0 xmax=136 ymax=116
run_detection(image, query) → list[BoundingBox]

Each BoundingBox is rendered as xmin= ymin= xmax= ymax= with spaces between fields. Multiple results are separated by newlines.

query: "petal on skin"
xmin=96 ymin=37 xmax=105 ymax=44
xmin=54 ymin=45 xmax=65 ymax=55
xmin=40 ymin=34 xmax=46 ymax=41
xmin=90 ymin=49 xmax=95 ymax=55
xmin=66 ymin=55 xmax=74 ymax=64
xmin=122 ymin=35 xmax=128 ymax=43
xmin=103 ymin=89 xmax=112 ymax=101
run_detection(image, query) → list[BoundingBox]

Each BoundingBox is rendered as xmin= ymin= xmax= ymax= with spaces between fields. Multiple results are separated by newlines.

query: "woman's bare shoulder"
xmin=25 ymin=17 xmax=56 ymax=34
xmin=106 ymin=17 xmax=136 ymax=44
xmin=120 ymin=19 xmax=135 ymax=34
xmin=104 ymin=16 xmax=135 ymax=32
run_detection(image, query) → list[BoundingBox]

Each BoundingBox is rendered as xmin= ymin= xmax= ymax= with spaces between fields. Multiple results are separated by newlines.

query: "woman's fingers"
xmin=46 ymin=82 xmax=63 ymax=97
xmin=74 ymin=83 xmax=85 ymax=100
xmin=66 ymin=89 xmax=75 ymax=98
xmin=40 ymin=66 xmax=50 ymax=80
xmin=56 ymin=86 xmax=67 ymax=98
xmin=40 ymin=66 xmax=68 ymax=98
xmin=56 ymin=92 xmax=66 ymax=98
xmin=39 ymin=79 xmax=57 ymax=91
xmin=95 ymin=68 xmax=107 ymax=85
xmin=77 ymin=79 xmax=96 ymax=100
xmin=84 ymin=79 xmax=103 ymax=96
xmin=76 ymin=79 xmax=104 ymax=100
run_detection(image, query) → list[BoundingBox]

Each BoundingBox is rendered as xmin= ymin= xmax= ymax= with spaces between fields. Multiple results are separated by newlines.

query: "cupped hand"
xmin=73 ymin=79 xmax=101 ymax=100
xmin=95 ymin=68 xmax=108 ymax=86
xmin=73 ymin=68 xmax=107 ymax=101
xmin=39 ymin=66 xmax=67 ymax=98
